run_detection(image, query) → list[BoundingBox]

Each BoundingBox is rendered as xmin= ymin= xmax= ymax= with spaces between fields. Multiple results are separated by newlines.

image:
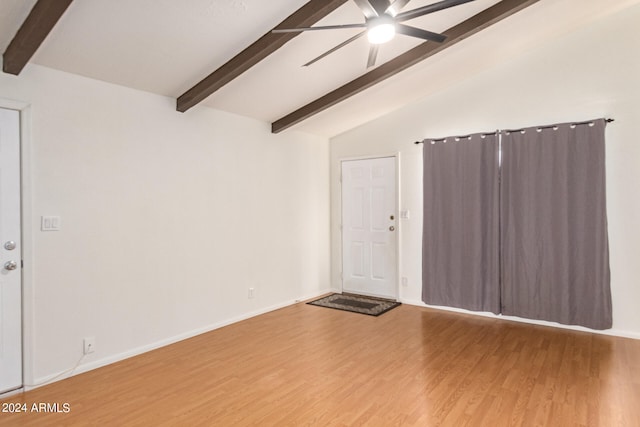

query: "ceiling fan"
xmin=273 ymin=0 xmax=476 ymax=68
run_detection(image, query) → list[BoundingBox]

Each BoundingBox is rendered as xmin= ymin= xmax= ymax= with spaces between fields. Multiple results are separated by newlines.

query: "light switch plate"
xmin=41 ymin=216 xmax=61 ymax=231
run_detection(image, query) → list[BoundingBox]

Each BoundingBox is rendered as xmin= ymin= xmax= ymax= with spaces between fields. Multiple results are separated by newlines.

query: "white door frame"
xmin=0 ymin=98 xmax=33 ymax=395
xmin=339 ymin=153 xmax=401 ymax=300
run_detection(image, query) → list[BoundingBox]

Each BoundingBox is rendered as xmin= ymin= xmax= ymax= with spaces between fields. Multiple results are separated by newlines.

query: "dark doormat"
xmin=307 ymin=293 xmax=401 ymax=316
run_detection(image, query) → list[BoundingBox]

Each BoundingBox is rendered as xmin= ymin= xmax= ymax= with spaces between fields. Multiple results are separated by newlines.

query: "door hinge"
xmin=21 ymin=260 xmax=24 ymax=268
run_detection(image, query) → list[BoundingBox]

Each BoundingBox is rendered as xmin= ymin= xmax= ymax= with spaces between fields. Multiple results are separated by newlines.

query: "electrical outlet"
xmin=83 ymin=337 xmax=96 ymax=355
xmin=248 ymin=288 xmax=255 ymax=299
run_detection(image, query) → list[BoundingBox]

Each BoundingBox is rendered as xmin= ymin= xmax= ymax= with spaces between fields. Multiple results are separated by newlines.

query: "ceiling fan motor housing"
xmin=366 ymin=14 xmax=396 ymax=44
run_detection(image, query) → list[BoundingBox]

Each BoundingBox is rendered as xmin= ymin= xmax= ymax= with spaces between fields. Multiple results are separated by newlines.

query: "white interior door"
xmin=341 ymin=157 xmax=397 ymax=299
xmin=0 ymin=108 xmax=22 ymax=394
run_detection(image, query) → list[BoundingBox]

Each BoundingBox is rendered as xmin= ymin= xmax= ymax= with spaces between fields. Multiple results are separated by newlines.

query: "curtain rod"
xmin=414 ymin=118 xmax=615 ymax=144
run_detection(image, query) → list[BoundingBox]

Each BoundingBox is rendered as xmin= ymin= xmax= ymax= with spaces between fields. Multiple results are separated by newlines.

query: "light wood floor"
xmin=1 ymin=302 xmax=639 ymax=426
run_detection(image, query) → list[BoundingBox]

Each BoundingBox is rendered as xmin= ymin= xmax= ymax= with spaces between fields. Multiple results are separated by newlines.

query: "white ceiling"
xmin=1 ymin=0 xmax=639 ymax=137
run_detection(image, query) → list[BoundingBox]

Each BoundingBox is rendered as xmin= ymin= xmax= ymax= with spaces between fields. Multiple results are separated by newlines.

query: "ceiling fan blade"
xmin=396 ymin=0 xmax=476 ymax=22
xmin=385 ymin=0 xmax=411 ymax=16
xmin=273 ymin=23 xmax=366 ymax=33
xmin=353 ymin=0 xmax=381 ymax=18
xmin=366 ymin=44 xmax=379 ymax=68
xmin=396 ymin=24 xmax=446 ymax=43
xmin=303 ymin=31 xmax=367 ymax=67
xmin=370 ymin=0 xmax=393 ymax=15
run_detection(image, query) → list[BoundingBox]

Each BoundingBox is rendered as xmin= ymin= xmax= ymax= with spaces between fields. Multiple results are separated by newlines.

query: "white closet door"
xmin=0 ymin=108 xmax=22 ymax=394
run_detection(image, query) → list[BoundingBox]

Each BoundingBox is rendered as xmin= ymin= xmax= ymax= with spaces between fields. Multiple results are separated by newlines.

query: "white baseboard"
xmin=25 ymin=288 xmax=334 ymax=391
xmin=400 ymin=298 xmax=640 ymax=340
xmin=295 ymin=288 xmax=335 ymax=302
xmin=0 ymin=388 xmax=24 ymax=399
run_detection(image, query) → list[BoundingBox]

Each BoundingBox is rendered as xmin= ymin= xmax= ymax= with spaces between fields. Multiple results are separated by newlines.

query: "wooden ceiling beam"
xmin=271 ymin=0 xmax=540 ymax=133
xmin=177 ymin=0 xmax=349 ymax=113
xmin=2 ymin=0 xmax=73 ymax=75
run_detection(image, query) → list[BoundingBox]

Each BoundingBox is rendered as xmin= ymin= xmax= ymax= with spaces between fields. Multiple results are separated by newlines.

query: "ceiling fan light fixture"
xmin=367 ymin=16 xmax=396 ymax=45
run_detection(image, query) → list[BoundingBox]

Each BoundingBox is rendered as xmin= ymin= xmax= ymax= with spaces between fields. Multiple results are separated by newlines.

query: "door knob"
xmin=389 ymin=226 xmax=395 ymax=231
xmin=4 ymin=260 xmax=17 ymax=271
xmin=4 ymin=241 xmax=16 ymax=250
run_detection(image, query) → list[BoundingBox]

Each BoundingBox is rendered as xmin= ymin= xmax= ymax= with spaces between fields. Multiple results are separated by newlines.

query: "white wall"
xmin=0 ymin=64 xmax=330 ymax=384
xmin=330 ymin=5 xmax=640 ymax=337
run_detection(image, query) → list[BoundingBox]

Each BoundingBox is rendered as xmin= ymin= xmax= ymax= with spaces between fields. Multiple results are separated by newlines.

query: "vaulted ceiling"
xmin=1 ymin=0 xmax=638 ymax=137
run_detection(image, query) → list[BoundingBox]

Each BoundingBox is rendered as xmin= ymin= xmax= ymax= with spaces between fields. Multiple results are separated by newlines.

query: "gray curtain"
xmin=500 ymin=119 xmax=612 ymax=330
xmin=422 ymin=133 xmax=500 ymax=313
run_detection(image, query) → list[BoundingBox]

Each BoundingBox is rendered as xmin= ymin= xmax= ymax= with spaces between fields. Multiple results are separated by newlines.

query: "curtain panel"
xmin=500 ymin=119 xmax=612 ymax=329
xmin=422 ymin=133 xmax=501 ymax=314
xmin=421 ymin=119 xmax=612 ymax=330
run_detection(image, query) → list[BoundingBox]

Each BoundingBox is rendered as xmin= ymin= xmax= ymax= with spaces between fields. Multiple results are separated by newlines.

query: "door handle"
xmin=389 ymin=226 xmax=395 ymax=231
xmin=4 ymin=261 xmax=17 ymax=271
